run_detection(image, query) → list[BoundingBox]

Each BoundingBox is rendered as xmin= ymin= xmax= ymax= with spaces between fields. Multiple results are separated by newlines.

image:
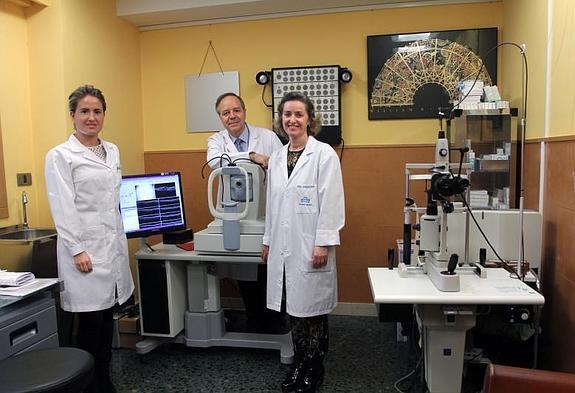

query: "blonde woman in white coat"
xmin=262 ymin=92 xmax=345 ymax=393
xmin=45 ymin=85 xmax=134 ymax=393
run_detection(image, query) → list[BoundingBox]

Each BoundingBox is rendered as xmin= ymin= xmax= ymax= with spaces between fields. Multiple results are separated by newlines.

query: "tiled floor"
xmin=110 ymin=314 xmax=486 ymax=393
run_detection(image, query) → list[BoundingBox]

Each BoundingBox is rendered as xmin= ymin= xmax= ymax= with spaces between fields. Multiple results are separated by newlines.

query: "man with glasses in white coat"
xmin=207 ymin=92 xmax=284 ymax=333
xmin=207 ymin=92 xmax=283 ymax=169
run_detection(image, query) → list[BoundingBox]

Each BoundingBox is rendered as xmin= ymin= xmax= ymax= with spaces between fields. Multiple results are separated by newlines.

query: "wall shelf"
xmin=449 ymin=108 xmax=519 ymax=209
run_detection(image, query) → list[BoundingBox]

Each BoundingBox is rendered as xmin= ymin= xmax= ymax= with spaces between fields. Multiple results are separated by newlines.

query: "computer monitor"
xmin=120 ymin=172 xmax=186 ymax=239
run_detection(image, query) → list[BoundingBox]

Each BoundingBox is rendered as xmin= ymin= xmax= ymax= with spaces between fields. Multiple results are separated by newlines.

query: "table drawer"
xmin=0 ymin=300 xmax=57 ymax=360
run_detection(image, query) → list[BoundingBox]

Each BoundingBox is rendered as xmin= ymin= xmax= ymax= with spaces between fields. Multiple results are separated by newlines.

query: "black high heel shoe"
xmin=281 ymin=360 xmax=308 ymax=393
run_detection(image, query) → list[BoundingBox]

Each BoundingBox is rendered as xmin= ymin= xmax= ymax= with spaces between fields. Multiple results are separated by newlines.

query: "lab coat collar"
xmin=246 ymin=124 xmax=260 ymax=145
xmin=226 ymin=124 xmax=258 ymax=143
xmin=67 ymin=133 xmax=114 ymax=168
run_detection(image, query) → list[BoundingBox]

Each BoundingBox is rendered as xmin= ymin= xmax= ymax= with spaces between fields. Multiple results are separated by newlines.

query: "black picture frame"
xmin=367 ymin=28 xmax=498 ymax=120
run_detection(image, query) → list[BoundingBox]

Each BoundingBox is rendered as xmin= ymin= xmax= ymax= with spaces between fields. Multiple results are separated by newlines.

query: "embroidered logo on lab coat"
xmin=296 ymin=185 xmax=316 ymax=213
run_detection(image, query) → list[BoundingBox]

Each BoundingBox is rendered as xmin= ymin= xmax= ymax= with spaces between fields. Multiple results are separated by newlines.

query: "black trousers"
xmin=290 ymin=314 xmax=329 ymax=364
xmin=238 ymin=264 xmax=284 ymax=333
xmin=77 ymin=307 xmax=116 ymax=393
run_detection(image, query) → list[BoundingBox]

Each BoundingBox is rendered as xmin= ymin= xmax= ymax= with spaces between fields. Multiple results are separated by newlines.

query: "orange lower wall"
xmin=523 ymin=141 xmax=541 ymax=210
xmin=145 ymin=143 xmax=540 ymax=304
xmin=541 ymin=137 xmax=575 ymax=372
xmin=143 ymin=139 xmax=568 ymax=371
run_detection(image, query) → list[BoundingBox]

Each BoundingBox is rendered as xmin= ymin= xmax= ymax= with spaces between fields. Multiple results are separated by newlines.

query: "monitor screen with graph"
xmin=119 ymin=172 xmax=186 ymax=239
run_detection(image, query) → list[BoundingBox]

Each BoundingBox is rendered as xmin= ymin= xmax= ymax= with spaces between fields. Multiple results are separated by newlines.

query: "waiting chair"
xmin=483 ymin=363 xmax=575 ymax=393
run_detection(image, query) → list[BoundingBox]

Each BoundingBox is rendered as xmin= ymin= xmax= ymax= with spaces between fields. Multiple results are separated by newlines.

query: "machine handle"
xmin=207 ymin=165 xmax=251 ymax=221
xmin=207 ymin=167 xmax=224 ymax=219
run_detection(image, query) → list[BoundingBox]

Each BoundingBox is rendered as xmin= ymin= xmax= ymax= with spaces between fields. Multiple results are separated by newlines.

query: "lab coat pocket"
xmin=300 ymin=233 xmax=331 ymax=273
xmin=295 ymin=185 xmax=317 ymax=214
xmin=82 ymin=225 xmax=107 ymax=265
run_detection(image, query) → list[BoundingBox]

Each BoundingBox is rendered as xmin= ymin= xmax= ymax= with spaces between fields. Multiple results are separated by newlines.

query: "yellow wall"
xmin=27 ymin=0 xmax=67 ymax=227
xmin=501 ymin=0 xmax=548 ymax=139
xmin=0 ymin=2 xmax=37 ymax=227
xmin=501 ymin=0 xmax=575 ymax=138
xmin=1 ymin=0 xmax=143 ymax=230
xmin=141 ymin=2 xmax=503 ymax=151
xmin=0 ymin=0 xmax=561 ymax=226
xmin=27 ymin=0 xmax=144 ymax=227
xmin=59 ymin=0 xmax=144 ymax=175
xmin=548 ymin=0 xmax=575 ymax=137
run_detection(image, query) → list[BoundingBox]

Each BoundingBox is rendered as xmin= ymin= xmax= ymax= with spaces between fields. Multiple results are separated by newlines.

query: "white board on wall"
xmin=184 ymin=71 xmax=239 ymax=132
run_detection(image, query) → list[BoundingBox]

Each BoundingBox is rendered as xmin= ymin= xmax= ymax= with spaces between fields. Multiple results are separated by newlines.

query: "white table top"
xmin=368 ymin=267 xmax=544 ymax=305
xmin=0 ymin=278 xmax=60 ymax=309
xmin=135 ymin=243 xmax=262 ymax=263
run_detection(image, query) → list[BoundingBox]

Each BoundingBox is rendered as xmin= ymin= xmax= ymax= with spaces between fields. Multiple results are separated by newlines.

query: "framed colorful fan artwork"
xmin=367 ymin=28 xmax=497 ymax=120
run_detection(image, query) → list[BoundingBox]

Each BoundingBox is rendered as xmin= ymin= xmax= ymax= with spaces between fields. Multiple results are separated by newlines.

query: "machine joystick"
xmin=442 ymin=253 xmax=459 ymax=275
xmin=479 ymin=248 xmax=487 ymax=267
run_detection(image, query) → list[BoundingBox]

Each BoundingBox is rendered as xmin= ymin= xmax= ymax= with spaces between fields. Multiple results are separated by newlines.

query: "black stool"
xmin=0 ymin=347 xmax=94 ymax=393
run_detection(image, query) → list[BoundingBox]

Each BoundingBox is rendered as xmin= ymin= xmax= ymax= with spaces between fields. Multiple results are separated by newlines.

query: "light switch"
xmin=16 ymin=173 xmax=32 ymax=186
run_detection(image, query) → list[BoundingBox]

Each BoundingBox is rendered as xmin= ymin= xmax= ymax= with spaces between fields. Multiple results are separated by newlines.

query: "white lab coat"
xmin=264 ymin=136 xmax=345 ymax=317
xmin=45 ymin=134 xmax=134 ymax=312
xmin=206 ymin=124 xmax=283 ymax=168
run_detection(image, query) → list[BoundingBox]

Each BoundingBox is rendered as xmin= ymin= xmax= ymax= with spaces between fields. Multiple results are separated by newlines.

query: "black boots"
xmin=295 ymin=361 xmax=324 ymax=393
xmin=282 ymin=358 xmax=325 ymax=393
xmin=281 ymin=360 xmax=308 ymax=393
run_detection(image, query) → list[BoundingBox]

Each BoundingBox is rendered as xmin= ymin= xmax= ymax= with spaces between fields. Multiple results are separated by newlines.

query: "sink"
xmin=0 ymin=227 xmax=58 ymax=278
xmin=0 ymin=228 xmax=58 ymax=241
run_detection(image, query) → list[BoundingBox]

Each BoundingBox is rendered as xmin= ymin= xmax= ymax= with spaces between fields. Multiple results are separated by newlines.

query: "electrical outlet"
xmin=16 ymin=173 xmax=32 ymax=186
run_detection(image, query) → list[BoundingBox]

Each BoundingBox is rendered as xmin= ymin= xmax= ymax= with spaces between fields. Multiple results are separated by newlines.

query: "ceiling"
xmin=116 ymin=0 xmax=494 ymax=30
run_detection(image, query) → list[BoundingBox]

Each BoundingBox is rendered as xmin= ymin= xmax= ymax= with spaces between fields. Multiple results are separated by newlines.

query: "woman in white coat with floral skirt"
xmin=45 ymin=85 xmax=134 ymax=393
xmin=262 ymin=92 xmax=345 ymax=393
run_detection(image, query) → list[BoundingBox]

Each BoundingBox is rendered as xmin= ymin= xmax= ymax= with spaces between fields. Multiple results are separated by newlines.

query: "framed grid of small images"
xmin=271 ymin=65 xmax=342 ymax=145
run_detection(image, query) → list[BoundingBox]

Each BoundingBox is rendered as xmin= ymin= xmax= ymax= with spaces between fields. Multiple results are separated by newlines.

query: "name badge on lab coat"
xmin=296 ymin=185 xmax=317 ymax=214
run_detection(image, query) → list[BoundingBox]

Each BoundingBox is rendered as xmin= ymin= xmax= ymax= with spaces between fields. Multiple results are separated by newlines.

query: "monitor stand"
xmin=140 ymin=237 xmax=155 ymax=252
